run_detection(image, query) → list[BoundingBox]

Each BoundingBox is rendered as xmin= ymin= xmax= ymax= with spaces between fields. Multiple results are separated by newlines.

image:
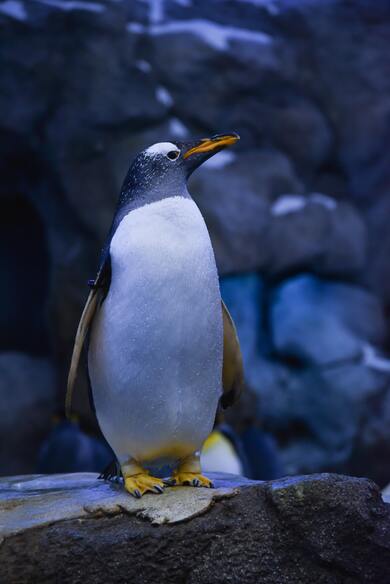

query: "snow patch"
xmin=127 ymin=19 xmax=272 ymax=51
xmin=236 ymin=0 xmax=280 ymax=15
xmin=203 ymin=150 xmax=236 ymax=169
xmin=34 ymin=0 xmax=105 ymax=12
xmin=156 ymin=86 xmax=174 ymax=107
xmin=0 ymin=0 xmax=27 ymax=20
xmin=135 ymin=59 xmax=152 ymax=73
xmin=140 ymin=0 xmax=164 ymax=24
xmin=271 ymin=193 xmax=337 ymax=216
xmin=362 ymin=344 xmax=390 ymax=373
xmin=127 ymin=22 xmax=144 ymax=33
xmin=310 ymin=192 xmax=337 ymax=210
xmin=271 ymin=195 xmax=306 ymax=216
xmin=169 ymin=118 xmax=189 ymax=138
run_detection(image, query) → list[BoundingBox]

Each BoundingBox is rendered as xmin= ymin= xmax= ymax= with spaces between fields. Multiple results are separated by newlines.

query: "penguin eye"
xmin=167 ymin=150 xmax=180 ymax=161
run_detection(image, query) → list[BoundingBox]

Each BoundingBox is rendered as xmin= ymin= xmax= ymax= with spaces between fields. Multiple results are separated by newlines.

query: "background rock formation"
xmin=1 ymin=0 xmax=390 ymax=484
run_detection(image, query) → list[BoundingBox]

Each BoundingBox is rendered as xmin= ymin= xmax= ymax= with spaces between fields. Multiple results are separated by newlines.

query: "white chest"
xmin=88 ymin=197 xmax=223 ymax=464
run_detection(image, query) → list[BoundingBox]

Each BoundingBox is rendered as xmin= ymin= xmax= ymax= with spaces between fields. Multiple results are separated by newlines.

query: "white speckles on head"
xmin=145 ymin=142 xmax=179 ymax=157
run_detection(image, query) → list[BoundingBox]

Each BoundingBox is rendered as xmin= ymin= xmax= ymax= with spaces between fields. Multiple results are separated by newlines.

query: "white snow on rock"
xmin=140 ymin=0 xmax=164 ymax=24
xmin=236 ymin=0 xmax=280 ymax=15
xmin=127 ymin=22 xmax=144 ymax=33
xmin=310 ymin=193 xmax=337 ymax=210
xmin=34 ymin=0 xmax=105 ymax=13
xmin=271 ymin=195 xmax=306 ymax=216
xmin=203 ymin=150 xmax=236 ymax=169
xmin=169 ymin=117 xmax=189 ymax=138
xmin=0 ymin=0 xmax=27 ymax=20
xmin=127 ymin=19 xmax=272 ymax=51
xmin=135 ymin=60 xmax=152 ymax=73
xmin=362 ymin=344 xmax=390 ymax=373
xmin=271 ymin=193 xmax=338 ymax=216
xmin=156 ymin=86 xmax=174 ymax=107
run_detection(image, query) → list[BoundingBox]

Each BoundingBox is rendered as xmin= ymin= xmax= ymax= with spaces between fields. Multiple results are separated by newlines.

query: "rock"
xmin=266 ymin=194 xmax=367 ymax=277
xmin=1 ymin=472 xmax=390 ymax=583
xmin=270 ymin=274 xmax=386 ymax=365
xmin=220 ymin=272 xmax=266 ymax=363
xmin=0 ymin=353 xmax=56 ymax=475
xmin=191 ymin=149 xmax=303 ymax=274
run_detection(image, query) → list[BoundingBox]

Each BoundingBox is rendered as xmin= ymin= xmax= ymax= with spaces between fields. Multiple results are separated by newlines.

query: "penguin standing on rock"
xmin=66 ymin=133 xmax=243 ymax=497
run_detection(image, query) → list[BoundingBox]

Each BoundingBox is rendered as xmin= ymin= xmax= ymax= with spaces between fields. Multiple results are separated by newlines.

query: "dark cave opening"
xmin=0 ymin=195 xmax=49 ymax=355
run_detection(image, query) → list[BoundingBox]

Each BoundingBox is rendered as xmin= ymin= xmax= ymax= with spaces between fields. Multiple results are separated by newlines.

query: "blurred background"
xmin=1 ymin=0 xmax=390 ymax=486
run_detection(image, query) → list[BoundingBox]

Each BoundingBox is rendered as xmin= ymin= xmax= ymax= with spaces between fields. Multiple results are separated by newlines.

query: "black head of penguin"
xmin=118 ymin=132 xmax=240 ymax=214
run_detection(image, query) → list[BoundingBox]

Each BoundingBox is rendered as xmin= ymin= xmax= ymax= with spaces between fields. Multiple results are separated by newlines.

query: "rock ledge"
xmin=1 ymin=472 xmax=390 ymax=583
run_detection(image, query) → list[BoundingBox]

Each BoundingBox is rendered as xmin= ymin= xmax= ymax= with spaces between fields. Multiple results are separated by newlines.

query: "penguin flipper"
xmin=65 ymin=288 xmax=102 ymax=418
xmin=66 ymin=250 xmax=111 ymax=418
xmin=221 ymin=300 xmax=244 ymax=409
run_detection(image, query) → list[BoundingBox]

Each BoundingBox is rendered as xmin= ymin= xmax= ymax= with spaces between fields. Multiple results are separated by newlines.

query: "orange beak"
xmin=183 ymin=132 xmax=240 ymax=159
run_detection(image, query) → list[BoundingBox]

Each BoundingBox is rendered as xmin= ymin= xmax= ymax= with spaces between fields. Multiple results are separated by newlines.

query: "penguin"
xmin=66 ymin=133 xmax=243 ymax=497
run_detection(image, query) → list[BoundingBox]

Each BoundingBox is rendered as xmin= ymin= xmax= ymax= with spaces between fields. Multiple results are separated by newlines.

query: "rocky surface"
xmin=1 ymin=0 xmax=390 ymax=483
xmin=1 ymin=472 xmax=390 ymax=583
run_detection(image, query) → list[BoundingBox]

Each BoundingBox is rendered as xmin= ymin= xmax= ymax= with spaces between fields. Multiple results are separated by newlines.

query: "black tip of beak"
xmin=211 ymin=131 xmax=240 ymax=141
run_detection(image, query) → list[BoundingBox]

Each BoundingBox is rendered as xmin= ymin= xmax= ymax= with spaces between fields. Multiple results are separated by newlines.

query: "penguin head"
xmin=119 ymin=132 xmax=239 ymax=207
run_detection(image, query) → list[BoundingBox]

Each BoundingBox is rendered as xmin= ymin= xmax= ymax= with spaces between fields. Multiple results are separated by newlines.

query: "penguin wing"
xmin=65 ymin=288 xmax=102 ymax=418
xmin=65 ymin=252 xmax=111 ymax=418
xmin=221 ymin=300 xmax=244 ymax=408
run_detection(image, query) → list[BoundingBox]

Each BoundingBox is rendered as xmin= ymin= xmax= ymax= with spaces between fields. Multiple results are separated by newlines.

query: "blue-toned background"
xmin=1 ymin=0 xmax=390 ymax=485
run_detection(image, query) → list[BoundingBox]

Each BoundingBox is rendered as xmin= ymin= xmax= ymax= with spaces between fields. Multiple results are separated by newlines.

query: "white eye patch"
xmin=145 ymin=142 xmax=179 ymax=157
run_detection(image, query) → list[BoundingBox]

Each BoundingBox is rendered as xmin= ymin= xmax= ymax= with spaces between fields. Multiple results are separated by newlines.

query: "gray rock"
xmin=270 ymin=275 xmax=386 ymax=365
xmin=1 ymin=472 xmax=390 ymax=584
xmin=0 ymin=353 xmax=56 ymax=475
xmin=266 ymin=195 xmax=367 ymax=277
xmin=220 ymin=272 xmax=266 ymax=363
xmin=191 ymin=149 xmax=303 ymax=274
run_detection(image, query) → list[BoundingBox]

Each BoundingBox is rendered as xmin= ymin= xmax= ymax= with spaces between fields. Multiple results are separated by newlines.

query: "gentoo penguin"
xmin=66 ymin=133 xmax=243 ymax=497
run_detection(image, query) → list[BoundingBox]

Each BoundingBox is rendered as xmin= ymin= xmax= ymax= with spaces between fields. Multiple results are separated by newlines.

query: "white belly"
xmin=88 ymin=196 xmax=223 ymax=467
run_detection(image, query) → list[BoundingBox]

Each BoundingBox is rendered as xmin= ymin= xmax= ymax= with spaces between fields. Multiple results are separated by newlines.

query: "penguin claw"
xmin=166 ymin=472 xmax=213 ymax=489
xmin=124 ymin=473 xmax=165 ymax=498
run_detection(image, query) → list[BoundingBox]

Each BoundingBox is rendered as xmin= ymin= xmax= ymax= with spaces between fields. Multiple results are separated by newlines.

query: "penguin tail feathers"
xmin=99 ymin=459 xmax=122 ymax=482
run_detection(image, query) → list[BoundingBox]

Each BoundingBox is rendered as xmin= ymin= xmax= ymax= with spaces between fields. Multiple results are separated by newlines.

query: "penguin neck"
xmin=112 ymin=184 xmax=191 ymax=237
xmin=120 ymin=183 xmax=191 ymax=213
